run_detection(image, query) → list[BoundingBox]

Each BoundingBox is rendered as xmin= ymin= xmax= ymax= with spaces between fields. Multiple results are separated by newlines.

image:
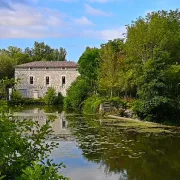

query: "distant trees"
xmin=25 ymin=42 xmax=67 ymax=62
xmin=0 ymin=41 xmax=67 ymax=79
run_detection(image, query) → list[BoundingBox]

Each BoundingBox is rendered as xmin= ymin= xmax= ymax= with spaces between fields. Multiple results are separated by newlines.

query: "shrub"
xmin=0 ymin=100 xmax=69 ymax=179
xmin=10 ymin=90 xmax=24 ymax=104
xmin=44 ymin=87 xmax=57 ymax=105
xmin=64 ymin=77 xmax=90 ymax=111
xmin=83 ymin=95 xmax=105 ymax=114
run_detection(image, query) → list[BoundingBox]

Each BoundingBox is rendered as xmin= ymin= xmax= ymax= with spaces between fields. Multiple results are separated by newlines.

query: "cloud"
xmin=74 ymin=16 xmax=94 ymax=26
xmin=83 ymin=26 xmax=126 ymax=40
xmin=0 ymin=3 xmax=67 ymax=38
xmin=84 ymin=4 xmax=112 ymax=16
xmin=0 ymin=0 xmax=124 ymax=40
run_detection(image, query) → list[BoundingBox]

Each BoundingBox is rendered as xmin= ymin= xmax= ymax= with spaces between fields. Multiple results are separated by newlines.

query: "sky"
xmin=0 ymin=0 xmax=180 ymax=62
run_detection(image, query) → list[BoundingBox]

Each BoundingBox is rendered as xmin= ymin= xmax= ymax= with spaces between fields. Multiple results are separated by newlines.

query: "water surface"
xmin=15 ymin=107 xmax=180 ymax=180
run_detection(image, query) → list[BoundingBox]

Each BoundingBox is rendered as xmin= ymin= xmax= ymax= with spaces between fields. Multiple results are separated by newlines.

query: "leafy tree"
xmin=0 ymin=101 xmax=69 ymax=179
xmin=78 ymin=47 xmax=100 ymax=91
xmin=64 ymin=77 xmax=90 ymax=111
xmin=127 ymin=10 xmax=180 ymax=123
xmin=25 ymin=42 xmax=67 ymax=62
xmin=0 ymin=78 xmax=16 ymax=100
xmin=98 ymin=39 xmax=125 ymax=97
xmin=0 ymin=54 xmax=15 ymax=79
xmin=44 ymin=87 xmax=57 ymax=105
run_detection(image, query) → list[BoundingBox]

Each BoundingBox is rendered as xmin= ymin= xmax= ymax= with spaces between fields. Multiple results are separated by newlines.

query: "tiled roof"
xmin=15 ymin=61 xmax=78 ymax=68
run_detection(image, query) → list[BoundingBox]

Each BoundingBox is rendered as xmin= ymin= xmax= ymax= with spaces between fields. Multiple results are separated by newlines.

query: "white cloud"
xmin=83 ymin=26 xmax=126 ymax=40
xmin=0 ymin=0 xmax=124 ymax=40
xmin=84 ymin=4 xmax=112 ymax=16
xmin=0 ymin=3 xmax=70 ymax=38
xmin=74 ymin=16 xmax=94 ymax=26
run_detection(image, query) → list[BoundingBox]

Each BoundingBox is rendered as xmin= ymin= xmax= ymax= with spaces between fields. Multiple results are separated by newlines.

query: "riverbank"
xmin=103 ymin=115 xmax=180 ymax=134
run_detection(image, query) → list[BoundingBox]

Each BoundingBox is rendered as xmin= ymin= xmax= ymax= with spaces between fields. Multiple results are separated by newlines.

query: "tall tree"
xmin=98 ymin=39 xmax=125 ymax=97
xmin=127 ymin=10 xmax=180 ymax=123
xmin=78 ymin=47 xmax=100 ymax=92
xmin=0 ymin=54 xmax=15 ymax=79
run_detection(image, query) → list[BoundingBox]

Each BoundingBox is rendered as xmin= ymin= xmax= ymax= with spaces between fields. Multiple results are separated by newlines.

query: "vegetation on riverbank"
xmin=65 ymin=10 xmax=180 ymax=125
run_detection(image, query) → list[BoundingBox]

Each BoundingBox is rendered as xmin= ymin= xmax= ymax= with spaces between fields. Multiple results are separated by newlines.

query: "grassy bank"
xmin=103 ymin=115 xmax=180 ymax=134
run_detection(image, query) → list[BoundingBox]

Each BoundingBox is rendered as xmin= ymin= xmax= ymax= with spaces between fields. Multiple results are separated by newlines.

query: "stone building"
xmin=15 ymin=61 xmax=79 ymax=98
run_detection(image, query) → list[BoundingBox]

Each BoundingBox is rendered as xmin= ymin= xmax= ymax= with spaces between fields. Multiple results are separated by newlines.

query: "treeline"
xmin=0 ymin=41 xmax=67 ymax=79
xmin=65 ymin=10 xmax=180 ymax=125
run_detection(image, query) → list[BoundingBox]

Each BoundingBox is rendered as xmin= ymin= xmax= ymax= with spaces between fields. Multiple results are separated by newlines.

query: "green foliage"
xmin=78 ymin=47 xmax=100 ymax=91
xmin=54 ymin=92 xmax=64 ymax=105
xmin=19 ymin=161 xmax=69 ymax=180
xmin=44 ymin=87 xmax=61 ymax=105
xmin=0 ymin=100 xmax=69 ymax=179
xmin=83 ymin=95 xmax=105 ymax=114
xmin=0 ymin=54 xmax=15 ymax=79
xmin=12 ymin=90 xmax=24 ymax=101
xmin=64 ymin=77 xmax=90 ymax=111
xmin=0 ymin=78 xmax=17 ymax=100
xmin=98 ymin=39 xmax=126 ymax=97
xmin=25 ymin=42 xmax=67 ymax=62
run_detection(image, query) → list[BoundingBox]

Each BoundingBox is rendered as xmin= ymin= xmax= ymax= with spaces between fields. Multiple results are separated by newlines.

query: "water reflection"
xmin=15 ymin=107 xmax=180 ymax=180
xmin=14 ymin=108 xmax=70 ymax=137
xmin=67 ymin=115 xmax=180 ymax=180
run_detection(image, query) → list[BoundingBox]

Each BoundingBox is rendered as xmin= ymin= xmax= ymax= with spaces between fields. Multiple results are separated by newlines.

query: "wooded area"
xmin=65 ymin=10 xmax=180 ymax=124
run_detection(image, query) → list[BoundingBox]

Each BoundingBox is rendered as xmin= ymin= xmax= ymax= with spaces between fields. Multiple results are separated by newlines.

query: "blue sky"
xmin=0 ymin=0 xmax=180 ymax=62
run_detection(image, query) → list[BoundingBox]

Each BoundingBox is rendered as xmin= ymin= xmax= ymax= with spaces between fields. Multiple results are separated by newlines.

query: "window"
xmin=46 ymin=76 xmax=49 ymax=85
xmin=62 ymin=76 xmax=66 ymax=86
xmin=30 ymin=76 xmax=33 ymax=84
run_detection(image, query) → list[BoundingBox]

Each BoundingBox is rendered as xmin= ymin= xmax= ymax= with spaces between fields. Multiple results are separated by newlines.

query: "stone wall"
xmin=15 ymin=67 xmax=79 ymax=98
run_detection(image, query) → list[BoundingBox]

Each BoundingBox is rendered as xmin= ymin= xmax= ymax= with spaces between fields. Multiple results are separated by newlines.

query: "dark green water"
xmin=16 ymin=107 xmax=180 ymax=180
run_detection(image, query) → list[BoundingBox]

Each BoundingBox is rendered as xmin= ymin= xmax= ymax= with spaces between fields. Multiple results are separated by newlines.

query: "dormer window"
xmin=45 ymin=67 xmax=49 ymax=69
xmin=30 ymin=76 xmax=33 ymax=84
xmin=46 ymin=76 xmax=49 ymax=85
xmin=29 ymin=67 xmax=33 ymax=70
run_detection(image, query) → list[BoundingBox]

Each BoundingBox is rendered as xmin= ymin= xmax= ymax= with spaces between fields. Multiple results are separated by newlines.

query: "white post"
xmin=8 ymin=88 xmax=13 ymax=101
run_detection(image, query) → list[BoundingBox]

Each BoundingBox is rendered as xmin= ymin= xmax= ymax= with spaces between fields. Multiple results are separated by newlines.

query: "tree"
xmin=0 ymin=101 xmax=69 ymax=179
xmin=78 ymin=47 xmax=100 ymax=92
xmin=28 ymin=42 xmax=67 ymax=61
xmin=0 ymin=54 xmax=15 ymax=79
xmin=64 ymin=77 xmax=90 ymax=111
xmin=44 ymin=87 xmax=57 ymax=105
xmin=126 ymin=10 xmax=180 ymax=123
xmin=98 ymin=39 xmax=125 ymax=97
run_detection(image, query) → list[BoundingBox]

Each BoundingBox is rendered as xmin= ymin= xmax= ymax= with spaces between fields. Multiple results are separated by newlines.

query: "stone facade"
xmin=15 ymin=61 xmax=79 ymax=98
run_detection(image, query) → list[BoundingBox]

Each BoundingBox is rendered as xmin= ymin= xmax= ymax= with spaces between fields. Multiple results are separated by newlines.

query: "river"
xmin=14 ymin=106 xmax=180 ymax=180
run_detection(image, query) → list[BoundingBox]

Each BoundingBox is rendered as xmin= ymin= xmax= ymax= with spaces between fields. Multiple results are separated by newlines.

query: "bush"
xmin=132 ymin=96 xmax=175 ymax=122
xmin=44 ymin=87 xmax=57 ymax=105
xmin=0 ymin=100 xmax=69 ymax=179
xmin=11 ymin=90 xmax=24 ymax=104
xmin=64 ymin=77 xmax=90 ymax=111
xmin=83 ymin=95 xmax=105 ymax=114
xmin=54 ymin=92 xmax=64 ymax=105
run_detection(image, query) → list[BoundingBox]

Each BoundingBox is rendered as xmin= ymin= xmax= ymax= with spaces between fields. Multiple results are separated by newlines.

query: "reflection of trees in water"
xmin=67 ymin=115 xmax=180 ymax=180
